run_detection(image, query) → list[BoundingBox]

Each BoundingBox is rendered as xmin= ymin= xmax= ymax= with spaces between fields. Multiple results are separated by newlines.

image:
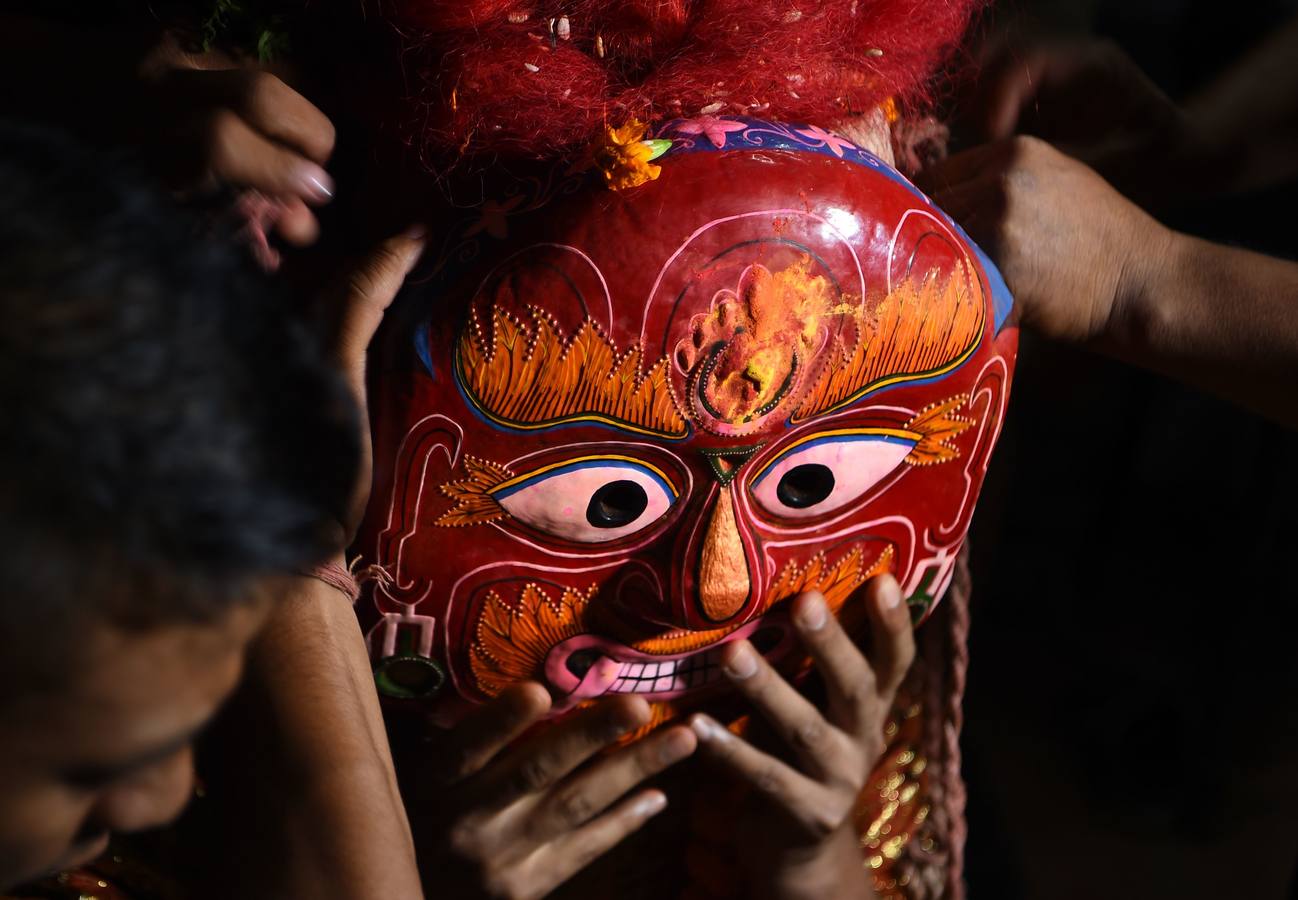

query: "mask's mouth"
xmin=543 ymin=613 xmax=794 ymax=709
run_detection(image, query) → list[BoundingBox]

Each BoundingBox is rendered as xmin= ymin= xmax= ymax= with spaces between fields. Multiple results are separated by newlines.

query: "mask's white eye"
xmin=749 ymin=429 xmax=917 ymax=519
xmin=492 ymin=456 xmax=679 ymax=543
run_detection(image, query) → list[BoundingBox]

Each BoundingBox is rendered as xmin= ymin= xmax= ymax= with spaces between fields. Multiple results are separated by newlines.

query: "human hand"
xmin=321 ymin=230 xmax=425 ymax=543
xmin=412 ymin=684 xmax=696 ymax=900
xmin=157 ymin=68 xmax=336 ymax=264
xmin=917 ymin=136 xmax=1175 ymax=348
xmin=0 ymin=19 xmax=335 ymax=266
xmin=137 ymin=40 xmax=338 ymax=264
xmin=962 ymin=39 xmax=1202 ymax=208
xmin=687 ymin=577 xmax=916 ymax=900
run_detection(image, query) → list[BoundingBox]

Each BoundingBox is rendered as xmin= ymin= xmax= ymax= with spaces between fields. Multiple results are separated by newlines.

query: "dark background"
xmin=963 ymin=2 xmax=1298 ymax=897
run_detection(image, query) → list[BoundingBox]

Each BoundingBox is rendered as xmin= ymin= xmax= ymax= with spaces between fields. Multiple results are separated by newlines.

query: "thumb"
xmin=333 ymin=228 xmax=425 ymax=393
xmin=329 ymin=228 xmax=425 ymax=542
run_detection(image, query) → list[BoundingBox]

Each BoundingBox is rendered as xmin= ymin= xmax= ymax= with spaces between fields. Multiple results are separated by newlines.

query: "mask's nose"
xmin=697 ymin=488 xmax=751 ymax=621
xmin=673 ymin=442 xmax=768 ymax=629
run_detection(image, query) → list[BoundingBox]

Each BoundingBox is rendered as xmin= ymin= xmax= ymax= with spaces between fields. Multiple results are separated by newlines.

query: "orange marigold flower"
xmin=592 ymin=119 xmax=662 ymax=190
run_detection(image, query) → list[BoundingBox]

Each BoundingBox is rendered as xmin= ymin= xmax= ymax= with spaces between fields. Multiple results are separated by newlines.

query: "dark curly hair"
xmin=0 ymin=122 xmax=359 ymax=646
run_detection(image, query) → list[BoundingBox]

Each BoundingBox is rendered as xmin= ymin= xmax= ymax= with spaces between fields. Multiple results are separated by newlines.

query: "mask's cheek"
xmin=449 ymin=566 xmax=649 ymax=708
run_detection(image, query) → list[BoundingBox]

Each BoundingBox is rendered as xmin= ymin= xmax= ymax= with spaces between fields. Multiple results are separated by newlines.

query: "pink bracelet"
xmin=301 ymin=560 xmax=361 ymax=603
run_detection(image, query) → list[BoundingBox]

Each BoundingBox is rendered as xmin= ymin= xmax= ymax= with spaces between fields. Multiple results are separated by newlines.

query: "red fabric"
xmin=369 ymin=0 xmax=985 ymax=163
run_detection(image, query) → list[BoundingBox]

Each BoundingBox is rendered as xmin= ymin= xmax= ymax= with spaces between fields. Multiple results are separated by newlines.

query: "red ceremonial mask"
xmin=354 ymin=118 xmax=1017 ymax=730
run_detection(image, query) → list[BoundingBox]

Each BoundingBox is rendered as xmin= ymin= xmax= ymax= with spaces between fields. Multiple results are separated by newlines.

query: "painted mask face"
xmin=355 ymin=119 xmax=1017 ymax=726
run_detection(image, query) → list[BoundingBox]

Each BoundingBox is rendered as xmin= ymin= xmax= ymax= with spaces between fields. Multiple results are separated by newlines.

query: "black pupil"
xmin=586 ymin=480 xmax=649 ymax=528
xmin=776 ymin=464 xmax=835 ymax=509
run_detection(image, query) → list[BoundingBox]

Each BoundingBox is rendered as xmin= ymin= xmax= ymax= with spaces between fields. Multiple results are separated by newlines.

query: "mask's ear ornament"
xmin=374 ymin=645 xmax=447 ymax=700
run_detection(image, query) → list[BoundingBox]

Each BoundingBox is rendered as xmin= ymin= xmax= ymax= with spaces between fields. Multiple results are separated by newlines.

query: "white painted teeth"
xmin=608 ymin=647 xmax=727 ymax=694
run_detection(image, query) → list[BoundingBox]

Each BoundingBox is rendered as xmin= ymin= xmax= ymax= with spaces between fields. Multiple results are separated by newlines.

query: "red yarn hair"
xmin=370 ymin=0 xmax=985 ymax=163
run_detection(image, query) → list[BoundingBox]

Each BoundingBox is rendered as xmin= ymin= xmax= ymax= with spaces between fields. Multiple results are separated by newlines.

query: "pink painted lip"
xmin=543 ymin=614 xmax=795 ymax=711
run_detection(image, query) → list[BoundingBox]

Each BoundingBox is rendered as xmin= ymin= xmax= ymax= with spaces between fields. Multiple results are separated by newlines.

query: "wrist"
xmin=758 ymin=827 xmax=874 ymax=900
xmin=1104 ymin=221 xmax=1184 ymax=356
xmin=297 ymin=555 xmax=361 ymax=604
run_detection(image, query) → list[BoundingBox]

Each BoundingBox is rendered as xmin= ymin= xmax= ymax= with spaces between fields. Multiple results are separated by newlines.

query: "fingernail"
xmin=689 ymin=714 xmax=724 ymax=743
xmin=723 ymin=642 xmax=758 ymax=680
xmin=878 ymin=575 xmax=902 ymax=610
xmin=607 ymin=716 xmax=637 ymax=739
xmin=297 ymin=164 xmax=334 ymax=201
xmin=796 ymin=593 xmax=828 ymax=631
xmin=634 ymin=791 xmax=667 ymax=817
xmin=403 ymin=222 xmax=427 ymax=241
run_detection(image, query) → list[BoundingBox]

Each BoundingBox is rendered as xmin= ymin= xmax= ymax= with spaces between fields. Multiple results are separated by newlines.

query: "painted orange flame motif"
xmin=468 ymin=544 xmax=895 ymax=698
xmin=678 ymin=257 xmax=839 ymax=424
xmin=456 ymin=306 xmax=688 ymax=438
xmin=795 ymin=264 xmax=985 ymax=421
xmin=470 ymin=583 xmax=599 ymax=698
xmin=903 ymin=394 xmax=975 ymax=467
xmin=456 ymin=260 xmax=983 ymax=442
xmin=437 ymin=455 xmax=514 ymax=526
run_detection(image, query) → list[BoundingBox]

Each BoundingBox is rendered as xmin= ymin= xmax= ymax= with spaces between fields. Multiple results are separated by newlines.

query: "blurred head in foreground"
xmin=0 ymin=122 xmax=358 ymax=889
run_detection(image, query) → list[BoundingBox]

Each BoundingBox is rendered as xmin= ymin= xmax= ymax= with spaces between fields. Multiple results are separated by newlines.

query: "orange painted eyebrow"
xmin=455 ymin=306 xmax=688 ymax=438
xmin=793 ymin=265 xmax=985 ymax=422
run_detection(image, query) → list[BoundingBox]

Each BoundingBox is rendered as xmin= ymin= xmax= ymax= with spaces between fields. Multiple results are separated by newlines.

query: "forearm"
xmin=235 ymin=572 xmax=422 ymax=899
xmin=1106 ymin=229 xmax=1298 ymax=428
